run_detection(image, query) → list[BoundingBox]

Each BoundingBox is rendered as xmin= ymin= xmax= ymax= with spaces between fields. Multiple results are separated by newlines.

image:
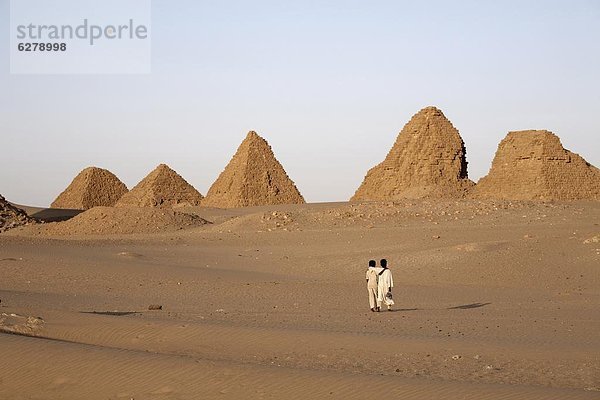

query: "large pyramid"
xmin=202 ymin=131 xmax=305 ymax=208
xmin=472 ymin=130 xmax=600 ymax=200
xmin=1 ymin=194 xmax=36 ymax=233
xmin=51 ymin=166 xmax=128 ymax=210
xmin=352 ymin=106 xmax=474 ymax=201
xmin=116 ymin=164 xmax=203 ymax=207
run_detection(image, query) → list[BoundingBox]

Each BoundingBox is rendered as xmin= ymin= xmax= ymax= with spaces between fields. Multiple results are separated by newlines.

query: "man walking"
xmin=377 ymin=259 xmax=394 ymax=311
xmin=365 ymin=260 xmax=379 ymax=312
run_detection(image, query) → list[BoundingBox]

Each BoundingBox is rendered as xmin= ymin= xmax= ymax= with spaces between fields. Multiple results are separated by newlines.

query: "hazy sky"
xmin=1 ymin=0 xmax=599 ymax=206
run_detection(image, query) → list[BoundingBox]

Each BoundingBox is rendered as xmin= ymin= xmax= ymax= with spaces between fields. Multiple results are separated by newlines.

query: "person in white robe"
xmin=376 ymin=259 xmax=394 ymax=311
xmin=365 ymin=260 xmax=379 ymax=312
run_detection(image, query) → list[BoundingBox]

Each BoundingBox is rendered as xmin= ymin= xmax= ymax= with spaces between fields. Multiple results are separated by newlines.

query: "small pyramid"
xmin=472 ymin=130 xmax=600 ymax=200
xmin=116 ymin=164 xmax=203 ymax=207
xmin=51 ymin=166 xmax=128 ymax=210
xmin=202 ymin=131 xmax=305 ymax=208
xmin=1 ymin=194 xmax=36 ymax=232
xmin=352 ymin=107 xmax=474 ymax=201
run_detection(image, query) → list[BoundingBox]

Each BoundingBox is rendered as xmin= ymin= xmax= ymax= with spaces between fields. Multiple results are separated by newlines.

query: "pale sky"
xmin=1 ymin=0 xmax=599 ymax=207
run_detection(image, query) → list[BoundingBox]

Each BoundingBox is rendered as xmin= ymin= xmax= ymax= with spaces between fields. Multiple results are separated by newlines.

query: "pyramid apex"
xmin=80 ymin=166 xmax=108 ymax=175
xmin=506 ymin=129 xmax=556 ymax=137
xmin=244 ymin=130 xmax=264 ymax=142
xmin=150 ymin=163 xmax=178 ymax=177
xmin=415 ymin=106 xmax=444 ymax=116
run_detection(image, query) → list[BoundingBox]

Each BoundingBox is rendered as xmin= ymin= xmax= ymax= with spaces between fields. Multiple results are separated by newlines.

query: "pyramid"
xmin=116 ymin=164 xmax=203 ymax=207
xmin=202 ymin=131 xmax=305 ymax=208
xmin=472 ymin=130 xmax=600 ymax=200
xmin=51 ymin=166 xmax=128 ymax=210
xmin=1 ymin=194 xmax=36 ymax=232
xmin=351 ymin=106 xmax=474 ymax=201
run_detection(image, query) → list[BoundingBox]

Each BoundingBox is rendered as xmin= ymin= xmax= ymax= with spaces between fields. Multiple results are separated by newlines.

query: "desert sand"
xmin=1 ymin=199 xmax=599 ymax=399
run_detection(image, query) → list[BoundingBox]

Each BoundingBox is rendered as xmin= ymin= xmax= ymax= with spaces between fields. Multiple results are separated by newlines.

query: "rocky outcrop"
xmin=0 ymin=195 xmax=36 ymax=232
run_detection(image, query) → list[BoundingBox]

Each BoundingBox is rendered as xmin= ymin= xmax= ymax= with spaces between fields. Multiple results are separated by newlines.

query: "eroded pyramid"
xmin=1 ymin=194 xmax=36 ymax=232
xmin=116 ymin=164 xmax=203 ymax=207
xmin=202 ymin=131 xmax=305 ymax=208
xmin=352 ymin=106 xmax=474 ymax=201
xmin=51 ymin=167 xmax=128 ymax=210
xmin=472 ymin=130 xmax=600 ymax=200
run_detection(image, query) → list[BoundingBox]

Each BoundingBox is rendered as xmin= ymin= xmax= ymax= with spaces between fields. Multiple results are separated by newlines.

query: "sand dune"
xmin=1 ymin=333 xmax=596 ymax=400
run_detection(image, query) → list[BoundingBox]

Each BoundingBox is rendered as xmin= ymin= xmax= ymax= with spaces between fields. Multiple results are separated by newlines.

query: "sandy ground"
xmin=1 ymin=200 xmax=599 ymax=399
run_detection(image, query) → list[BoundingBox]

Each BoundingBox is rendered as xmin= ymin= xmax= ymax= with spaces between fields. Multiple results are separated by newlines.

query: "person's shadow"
xmin=386 ymin=302 xmax=491 ymax=312
xmin=447 ymin=302 xmax=491 ymax=310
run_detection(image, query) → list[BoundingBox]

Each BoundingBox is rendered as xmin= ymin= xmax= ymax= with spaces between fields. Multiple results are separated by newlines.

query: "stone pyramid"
xmin=472 ymin=130 xmax=600 ymax=200
xmin=116 ymin=164 xmax=203 ymax=207
xmin=1 ymin=194 xmax=36 ymax=232
xmin=51 ymin=166 xmax=128 ymax=210
xmin=202 ymin=131 xmax=305 ymax=208
xmin=352 ymin=106 xmax=474 ymax=201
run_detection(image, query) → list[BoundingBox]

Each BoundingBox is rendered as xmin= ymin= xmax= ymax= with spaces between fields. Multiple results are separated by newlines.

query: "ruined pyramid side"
xmin=351 ymin=107 xmax=474 ymax=201
xmin=51 ymin=167 xmax=128 ymax=210
xmin=1 ymin=194 xmax=36 ymax=232
xmin=116 ymin=164 xmax=204 ymax=207
xmin=473 ymin=130 xmax=600 ymax=200
xmin=202 ymin=131 xmax=305 ymax=208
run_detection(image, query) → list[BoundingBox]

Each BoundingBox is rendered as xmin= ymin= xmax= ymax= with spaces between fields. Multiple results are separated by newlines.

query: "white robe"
xmin=366 ymin=267 xmax=379 ymax=309
xmin=377 ymin=269 xmax=394 ymax=305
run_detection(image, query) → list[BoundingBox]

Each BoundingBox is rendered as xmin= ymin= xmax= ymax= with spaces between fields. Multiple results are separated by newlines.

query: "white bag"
xmin=384 ymin=290 xmax=395 ymax=306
